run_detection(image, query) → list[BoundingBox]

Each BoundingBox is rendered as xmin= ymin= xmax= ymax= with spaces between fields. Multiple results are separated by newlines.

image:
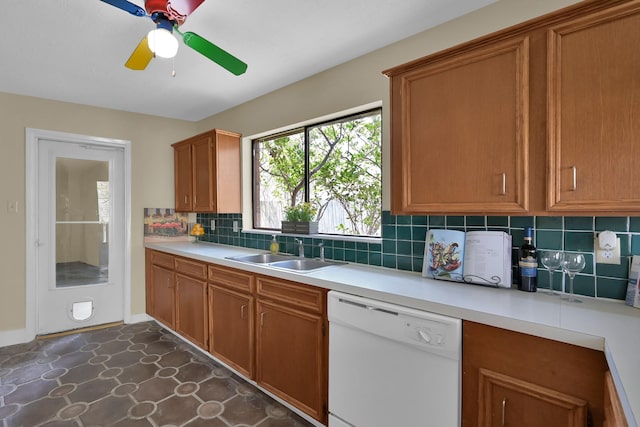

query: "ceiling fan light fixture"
xmin=147 ymin=28 xmax=179 ymax=58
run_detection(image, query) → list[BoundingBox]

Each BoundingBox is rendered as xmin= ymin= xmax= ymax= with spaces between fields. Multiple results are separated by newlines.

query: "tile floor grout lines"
xmin=0 ymin=321 xmax=311 ymax=427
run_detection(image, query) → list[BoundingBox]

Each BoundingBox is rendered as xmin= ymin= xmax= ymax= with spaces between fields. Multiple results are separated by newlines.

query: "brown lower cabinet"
xmin=145 ymin=250 xmax=328 ymax=423
xmin=146 ymin=249 xmax=176 ymax=329
xmin=145 ymin=250 xmax=632 ymax=426
xmin=208 ymin=264 xmax=255 ymax=379
xmin=604 ymin=371 xmax=629 ymax=427
xmin=463 ymin=321 xmax=608 ymax=427
xmin=256 ymin=275 xmax=328 ymax=424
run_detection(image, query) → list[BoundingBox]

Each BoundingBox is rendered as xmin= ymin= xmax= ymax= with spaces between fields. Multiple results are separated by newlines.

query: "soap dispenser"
xmin=270 ymin=235 xmax=279 ymax=254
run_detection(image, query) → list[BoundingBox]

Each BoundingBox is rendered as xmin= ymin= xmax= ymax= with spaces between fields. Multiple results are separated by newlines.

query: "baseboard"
xmin=127 ymin=313 xmax=153 ymax=324
xmin=0 ymin=328 xmax=35 ymax=348
xmin=1 ymin=313 xmax=152 ymax=348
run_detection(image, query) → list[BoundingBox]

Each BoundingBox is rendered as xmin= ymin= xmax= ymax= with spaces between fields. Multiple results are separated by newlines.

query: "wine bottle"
xmin=518 ymin=227 xmax=537 ymax=292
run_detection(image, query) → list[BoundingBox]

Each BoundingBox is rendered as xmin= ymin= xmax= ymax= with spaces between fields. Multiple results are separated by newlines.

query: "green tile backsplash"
xmin=197 ymin=212 xmax=638 ymax=302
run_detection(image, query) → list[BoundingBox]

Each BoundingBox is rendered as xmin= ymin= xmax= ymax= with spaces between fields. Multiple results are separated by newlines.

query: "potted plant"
xmin=281 ymin=203 xmax=319 ymax=234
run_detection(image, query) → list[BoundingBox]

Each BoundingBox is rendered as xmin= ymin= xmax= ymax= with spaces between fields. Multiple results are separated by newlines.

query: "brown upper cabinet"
xmin=384 ymin=0 xmax=640 ymax=216
xmin=385 ymin=36 xmax=530 ymax=215
xmin=547 ymin=3 xmax=640 ymax=212
xmin=172 ymin=128 xmax=241 ymax=213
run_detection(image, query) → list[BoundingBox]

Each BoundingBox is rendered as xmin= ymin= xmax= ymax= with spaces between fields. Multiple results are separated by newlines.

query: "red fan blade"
xmin=168 ymin=0 xmax=205 ymax=17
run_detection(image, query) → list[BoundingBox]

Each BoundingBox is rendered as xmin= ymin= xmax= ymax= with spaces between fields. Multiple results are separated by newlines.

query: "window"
xmin=253 ymin=108 xmax=382 ymax=237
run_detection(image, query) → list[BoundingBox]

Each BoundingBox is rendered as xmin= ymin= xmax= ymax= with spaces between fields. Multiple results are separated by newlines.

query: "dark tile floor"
xmin=0 ymin=322 xmax=312 ymax=427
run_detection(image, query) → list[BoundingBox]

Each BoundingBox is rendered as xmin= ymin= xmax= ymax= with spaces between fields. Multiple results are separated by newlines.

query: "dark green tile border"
xmin=196 ymin=212 xmax=640 ymax=301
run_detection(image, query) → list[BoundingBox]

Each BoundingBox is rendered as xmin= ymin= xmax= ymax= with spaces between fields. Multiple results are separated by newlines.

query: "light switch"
xmin=7 ymin=200 xmax=18 ymax=213
xmin=233 ymin=221 xmax=239 ymax=232
xmin=210 ymin=219 xmax=215 ymax=231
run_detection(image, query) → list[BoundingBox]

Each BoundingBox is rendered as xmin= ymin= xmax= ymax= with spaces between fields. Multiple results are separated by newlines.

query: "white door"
xmin=36 ymin=138 xmax=125 ymax=334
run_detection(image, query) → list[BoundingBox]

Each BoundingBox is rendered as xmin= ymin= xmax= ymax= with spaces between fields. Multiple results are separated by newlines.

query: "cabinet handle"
xmin=194 ymin=195 xmax=197 ymax=205
xmin=240 ymin=304 xmax=246 ymax=319
xmin=502 ymin=398 xmax=506 ymax=426
xmin=184 ymin=195 xmax=188 ymax=204
xmin=260 ymin=312 xmax=265 ymax=327
xmin=571 ymin=165 xmax=577 ymax=191
xmin=501 ymin=172 xmax=507 ymax=195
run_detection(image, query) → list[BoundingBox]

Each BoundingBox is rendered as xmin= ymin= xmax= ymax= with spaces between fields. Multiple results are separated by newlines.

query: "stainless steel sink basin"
xmin=269 ymin=259 xmax=346 ymax=271
xmin=227 ymin=253 xmax=294 ymax=264
xmin=227 ymin=253 xmax=346 ymax=272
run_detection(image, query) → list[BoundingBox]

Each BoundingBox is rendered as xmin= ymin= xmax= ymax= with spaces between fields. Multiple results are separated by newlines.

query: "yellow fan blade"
xmin=125 ymin=36 xmax=153 ymax=70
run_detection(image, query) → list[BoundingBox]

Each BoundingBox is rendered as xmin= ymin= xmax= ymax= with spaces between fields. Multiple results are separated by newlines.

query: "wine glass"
xmin=539 ymin=250 xmax=562 ymax=295
xmin=561 ymin=253 xmax=586 ymax=303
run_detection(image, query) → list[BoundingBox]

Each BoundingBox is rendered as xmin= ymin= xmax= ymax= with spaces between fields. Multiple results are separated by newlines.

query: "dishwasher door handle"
xmin=338 ymin=298 xmax=399 ymax=316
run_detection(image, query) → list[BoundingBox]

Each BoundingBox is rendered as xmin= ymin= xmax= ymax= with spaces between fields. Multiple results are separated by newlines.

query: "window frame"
xmin=251 ymin=107 xmax=382 ymax=237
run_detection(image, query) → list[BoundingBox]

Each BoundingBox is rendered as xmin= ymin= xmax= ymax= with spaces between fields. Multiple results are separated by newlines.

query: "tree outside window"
xmin=253 ymin=108 xmax=382 ymax=237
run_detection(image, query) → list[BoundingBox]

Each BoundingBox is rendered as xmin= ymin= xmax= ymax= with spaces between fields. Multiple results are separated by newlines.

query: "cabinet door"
xmin=145 ymin=249 xmax=152 ymax=316
xmin=212 ymin=130 xmax=241 ymax=213
xmin=175 ymin=273 xmax=208 ymax=349
xmin=174 ymin=143 xmax=192 ymax=212
xmin=478 ymin=368 xmax=587 ymax=427
xmin=256 ymin=299 xmax=326 ymax=423
xmin=547 ymin=5 xmax=640 ymax=212
xmin=463 ymin=321 xmax=607 ymax=427
xmin=191 ymin=136 xmax=214 ymax=212
xmin=150 ymin=264 xmax=175 ymax=329
xmin=604 ymin=371 xmax=629 ymax=427
xmin=209 ymin=284 xmax=254 ymax=378
xmin=388 ymin=36 xmax=529 ymax=214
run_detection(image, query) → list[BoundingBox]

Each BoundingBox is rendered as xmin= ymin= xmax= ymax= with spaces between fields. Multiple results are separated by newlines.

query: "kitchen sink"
xmin=269 ymin=259 xmax=346 ymax=271
xmin=227 ymin=253 xmax=294 ymax=264
xmin=227 ymin=253 xmax=345 ymax=271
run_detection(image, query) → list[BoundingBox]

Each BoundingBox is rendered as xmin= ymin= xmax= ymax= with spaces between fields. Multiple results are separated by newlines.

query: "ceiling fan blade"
xmin=125 ymin=36 xmax=154 ymax=70
xmin=168 ymin=0 xmax=206 ymax=17
xmin=181 ymin=31 xmax=247 ymax=76
xmin=98 ymin=0 xmax=147 ymax=16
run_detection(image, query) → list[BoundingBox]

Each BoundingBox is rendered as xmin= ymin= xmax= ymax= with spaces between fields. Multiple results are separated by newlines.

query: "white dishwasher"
xmin=328 ymin=291 xmax=462 ymax=427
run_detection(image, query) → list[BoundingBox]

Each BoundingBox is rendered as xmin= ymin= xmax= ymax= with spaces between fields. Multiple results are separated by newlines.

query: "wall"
xmin=196 ymin=0 xmax=582 ymax=209
xmin=0 ymin=0 xmax=586 ymax=337
xmin=0 ymin=92 xmax=196 ymax=334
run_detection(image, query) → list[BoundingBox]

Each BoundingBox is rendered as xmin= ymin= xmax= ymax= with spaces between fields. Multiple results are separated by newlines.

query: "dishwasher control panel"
xmin=328 ymin=291 xmax=461 ymax=361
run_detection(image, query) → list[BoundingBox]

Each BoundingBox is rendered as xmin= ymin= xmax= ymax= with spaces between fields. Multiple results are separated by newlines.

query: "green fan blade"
xmin=181 ymin=31 xmax=247 ymax=76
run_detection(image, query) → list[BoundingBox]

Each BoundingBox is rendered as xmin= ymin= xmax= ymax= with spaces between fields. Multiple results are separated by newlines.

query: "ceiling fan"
xmin=99 ymin=0 xmax=247 ymax=75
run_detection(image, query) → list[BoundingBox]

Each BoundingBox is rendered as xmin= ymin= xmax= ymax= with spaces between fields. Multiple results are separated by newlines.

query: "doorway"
xmin=26 ymin=129 xmax=131 ymax=336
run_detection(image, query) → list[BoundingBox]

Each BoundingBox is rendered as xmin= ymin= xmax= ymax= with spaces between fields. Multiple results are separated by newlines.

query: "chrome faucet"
xmin=296 ymin=239 xmax=304 ymax=258
xmin=319 ymin=242 xmax=325 ymax=261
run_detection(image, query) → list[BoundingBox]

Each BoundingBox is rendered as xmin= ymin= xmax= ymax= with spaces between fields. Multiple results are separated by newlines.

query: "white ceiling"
xmin=1 ymin=0 xmax=496 ymax=122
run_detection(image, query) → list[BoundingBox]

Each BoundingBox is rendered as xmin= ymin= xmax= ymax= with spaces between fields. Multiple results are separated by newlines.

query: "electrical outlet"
xmin=594 ymin=237 xmax=621 ymax=264
xmin=210 ymin=219 xmax=215 ymax=231
xmin=233 ymin=221 xmax=239 ymax=232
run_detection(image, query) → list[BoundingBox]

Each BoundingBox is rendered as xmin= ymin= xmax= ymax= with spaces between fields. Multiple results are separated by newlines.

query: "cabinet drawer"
xmin=256 ymin=276 xmax=326 ymax=314
xmin=151 ymin=251 xmax=174 ymax=269
xmin=174 ymin=257 xmax=207 ymax=280
xmin=208 ymin=265 xmax=254 ymax=293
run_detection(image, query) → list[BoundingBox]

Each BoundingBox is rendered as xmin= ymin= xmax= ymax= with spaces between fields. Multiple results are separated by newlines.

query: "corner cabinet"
xmin=173 ymin=128 xmax=241 ymax=213
xmin=547 ymin=3 xmax=640 ymax=212
xmin=384 ymin=36 xmax=530 ymax=215
xmin=146 ymin=249 xmax=176 ymax=329
xmin=463 ymin=321 xmax=608 ymax=427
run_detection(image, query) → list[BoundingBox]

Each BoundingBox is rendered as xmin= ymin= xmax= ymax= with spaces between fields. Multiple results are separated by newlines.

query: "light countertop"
xmin=146 ymin=240 xmax=640 ymax=426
